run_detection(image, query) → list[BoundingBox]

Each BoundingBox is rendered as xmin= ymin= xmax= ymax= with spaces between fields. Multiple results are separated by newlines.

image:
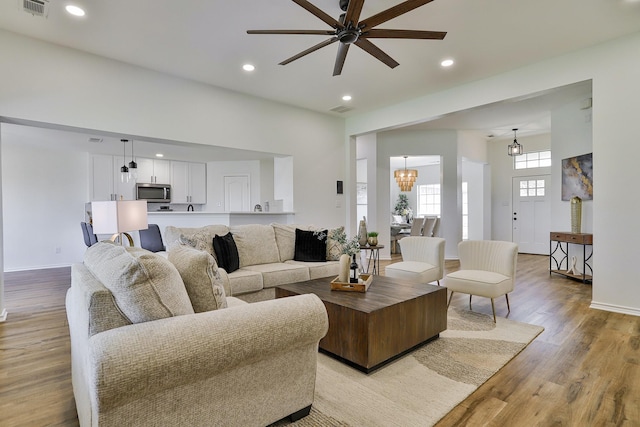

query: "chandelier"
xmin=394 ymin=156 xmax=418 ymax=192
xmin=507 ymin=128 xmax=524 ymax=156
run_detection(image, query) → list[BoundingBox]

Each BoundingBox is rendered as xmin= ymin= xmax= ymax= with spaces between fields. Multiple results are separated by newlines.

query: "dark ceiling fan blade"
xmin=359 ymin=0 xmax=434 ymax=30
xmin=292 ymin=0 xmax=344 ymax=29
xmin=362 ymin=29 xmax=447 ymax=39
xmin=354 ymin=38 xmax=400 ymax=69
xmin=279 ymin=37 xmax=339 ymax=66
xmin=343 ymin=0 xmax=365 ymax=27
xmin=247 ymin=30 xmax=336 ymax=36
xmin=333 ymin=43 xmax=351 ymax=76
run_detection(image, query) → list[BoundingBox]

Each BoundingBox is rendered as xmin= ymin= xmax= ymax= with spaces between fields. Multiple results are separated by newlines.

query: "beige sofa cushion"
xmin=242 ymin=263 xmax=310 ymax=288
xmin=168 ymin=245 xmax=228 ymax=312
xmin=164 ymin=225 xmax=230 ymax=257
xmin=226 ymin=269 xmax=264 ymax=295
xmin=272 ymin=223 xmax=314 ymax=262
xmin=84 ymin=241 xmax=194 ymax=324
xmin=285 ymin=260 xmax=341 ymax=280
xmin=230 ymin=224 xmax=280 ymax=267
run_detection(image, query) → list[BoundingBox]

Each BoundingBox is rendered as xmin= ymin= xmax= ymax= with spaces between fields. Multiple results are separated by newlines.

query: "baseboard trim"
xmin=0 ymin=308 xmax=7 ymax=322
xmin=3 ymin=263 xmax=72 ymax=273
xmin=590 ymin=301 xmax=640 ymax=317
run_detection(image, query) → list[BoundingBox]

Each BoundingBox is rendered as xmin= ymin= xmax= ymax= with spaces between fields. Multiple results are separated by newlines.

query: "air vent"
xmin=21 ymin=0 xmax=48 ymax=17
xmin=88 ymin=137 xmax=104 ymax=143
xmin=330 ymin=105 xmax=353 ymax=114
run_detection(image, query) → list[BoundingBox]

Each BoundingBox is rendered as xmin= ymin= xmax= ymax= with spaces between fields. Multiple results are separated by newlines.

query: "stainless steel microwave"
xmin=136 ymin=183 xmax=171 ymax=203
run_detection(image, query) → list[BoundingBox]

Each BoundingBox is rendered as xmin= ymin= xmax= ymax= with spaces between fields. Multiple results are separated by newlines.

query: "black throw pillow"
xmin=213 ymin=232 xmax=240 ymax=273
xmin=294 ymin=229 xmax=327 ymax=262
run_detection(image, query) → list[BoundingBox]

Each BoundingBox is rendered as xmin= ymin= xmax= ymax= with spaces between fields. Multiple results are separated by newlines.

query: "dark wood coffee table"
xmin=275 ymin=275 xmax=447 ymax=373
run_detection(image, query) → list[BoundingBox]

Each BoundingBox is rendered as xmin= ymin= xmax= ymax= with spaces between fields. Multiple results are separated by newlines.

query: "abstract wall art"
xmin=562 ymin=153 xmax=593 ymax=201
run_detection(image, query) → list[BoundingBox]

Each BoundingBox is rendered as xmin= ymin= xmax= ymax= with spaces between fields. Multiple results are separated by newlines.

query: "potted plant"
xmin=367 ymin=231 xmax=379 ymax=246
xmin=393 ymin=194 xmax=413 ymax=223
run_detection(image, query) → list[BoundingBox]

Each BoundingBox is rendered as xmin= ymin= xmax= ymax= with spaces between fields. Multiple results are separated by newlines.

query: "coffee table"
xmin=275 ymin=275 xmax=447 ymax=373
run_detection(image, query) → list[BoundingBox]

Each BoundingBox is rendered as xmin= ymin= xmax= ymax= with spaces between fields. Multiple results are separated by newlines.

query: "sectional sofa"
xmin=164 ymin=223 xmax=343 ymax=302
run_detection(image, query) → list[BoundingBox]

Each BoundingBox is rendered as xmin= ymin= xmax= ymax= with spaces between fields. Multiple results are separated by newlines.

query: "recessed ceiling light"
xmin=243 ymin=64 xmax=255 ymax=72
xmin=441 ymin=59 xmax=454 ymax=67
xmin=342 ymin=95 xmax=352 ymax=101
xmin=65 ymin=5 xmax=85 ymax=16
xmin=155 ymin=153 xmax=164 ymax=158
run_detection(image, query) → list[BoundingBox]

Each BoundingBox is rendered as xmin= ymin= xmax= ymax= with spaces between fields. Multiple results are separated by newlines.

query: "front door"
xmin=512 ymin=175 xmax=550 ymax=255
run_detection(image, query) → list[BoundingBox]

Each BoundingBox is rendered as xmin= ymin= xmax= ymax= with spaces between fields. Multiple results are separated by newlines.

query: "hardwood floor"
xmin=1 ymin=255 xmax=638 ymax=426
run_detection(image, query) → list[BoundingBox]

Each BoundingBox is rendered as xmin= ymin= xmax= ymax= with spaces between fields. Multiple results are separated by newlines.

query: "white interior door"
xmin=512 ymin=175 xmax=551 ymax=254
xmin=224 ymin=175 xmax=250 ymax=212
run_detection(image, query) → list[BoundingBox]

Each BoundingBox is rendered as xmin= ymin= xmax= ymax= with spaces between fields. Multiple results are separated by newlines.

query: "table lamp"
xmin=91 ymin=200 xmax=148 ymax=246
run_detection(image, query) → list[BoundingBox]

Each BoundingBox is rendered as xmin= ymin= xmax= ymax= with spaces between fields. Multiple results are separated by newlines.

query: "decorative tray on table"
xmin=330 ymin=274 xmax=373 ymax=292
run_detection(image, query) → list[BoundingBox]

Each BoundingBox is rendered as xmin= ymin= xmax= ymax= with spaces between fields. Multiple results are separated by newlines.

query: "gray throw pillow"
xmin=84 ymin=241 xmax=194 ymax=324
xmin=168 ymin=244 xmax=228 ymax=312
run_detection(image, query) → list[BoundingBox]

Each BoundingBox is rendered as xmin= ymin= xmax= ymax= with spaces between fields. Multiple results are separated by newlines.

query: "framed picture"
xmin=561 ymin=153 xmax=593 ymax=201
xmin=356 ymin=182 xmax=367 ymax=204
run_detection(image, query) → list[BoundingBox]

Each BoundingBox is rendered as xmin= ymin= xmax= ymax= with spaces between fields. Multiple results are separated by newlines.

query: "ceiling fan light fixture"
xmin=338 ymin=28 xmax=359 ymax=44
xmin=342 ymin=95 xmax=352 ymax=101
xmin=507 ymin=128 xmax=524 ymax=156
xmin=247 ymin=0 xmax=447 ymax=76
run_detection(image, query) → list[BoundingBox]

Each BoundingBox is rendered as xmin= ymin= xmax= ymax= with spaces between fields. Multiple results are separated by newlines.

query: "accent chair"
xmin=385 ymin=236 xmax=445 ymax=285
xmin=444 ymin=240 xmax=518 ymax=322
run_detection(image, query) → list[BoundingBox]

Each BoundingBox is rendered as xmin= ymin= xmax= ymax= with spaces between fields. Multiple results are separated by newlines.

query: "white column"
xmin=0 ymin=123 xmax=7 ymax=322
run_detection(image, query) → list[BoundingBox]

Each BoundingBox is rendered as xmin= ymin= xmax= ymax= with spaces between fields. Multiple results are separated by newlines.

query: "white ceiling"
xmin=0 ymin=0 xmax=637 ymax=157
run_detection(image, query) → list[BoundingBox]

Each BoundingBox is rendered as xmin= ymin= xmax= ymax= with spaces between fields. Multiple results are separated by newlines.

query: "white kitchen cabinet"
xmin=170 ymin=161 xmax=207 ymax=204
xmin=137 ymin=158 xmax=171 ymax=184
xmin=90 ymin=155 xmax=135 ymax=201
xmin=189 ymin=162 xmax=207 ymax=204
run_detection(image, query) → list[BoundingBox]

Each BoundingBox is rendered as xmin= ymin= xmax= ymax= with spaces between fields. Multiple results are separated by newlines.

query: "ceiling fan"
xmin=247 ymin=0 xmax=447 ymax=76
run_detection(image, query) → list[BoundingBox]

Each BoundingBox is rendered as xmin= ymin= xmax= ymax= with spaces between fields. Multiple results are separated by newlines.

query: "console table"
xmin=549 ymin=232 xmax=593 ymax=283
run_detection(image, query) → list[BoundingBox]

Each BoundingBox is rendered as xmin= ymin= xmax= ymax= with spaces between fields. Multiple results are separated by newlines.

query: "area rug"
xmin=274 ymin=308 xmax=544 ymax=427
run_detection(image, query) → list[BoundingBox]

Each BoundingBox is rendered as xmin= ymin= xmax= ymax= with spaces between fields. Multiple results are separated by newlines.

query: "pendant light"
xmin=128 ymin=139 xmax=138 ymax=181
xmin=394 ymin=156 xmax=418 ymax=192
xmin=120 ymin=139 xmax=129 ymax=183
xmin=507 ymin=128 xmax=524 ymax=156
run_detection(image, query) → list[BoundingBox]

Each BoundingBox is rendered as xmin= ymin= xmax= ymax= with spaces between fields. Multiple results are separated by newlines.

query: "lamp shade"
xmin=91 ymin=200 xmax=148 ymax=234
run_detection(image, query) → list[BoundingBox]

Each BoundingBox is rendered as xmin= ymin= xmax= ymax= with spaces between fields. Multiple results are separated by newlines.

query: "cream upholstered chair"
xmin=422 ymin=216 xmax=440 ymax=237
xmin=445 ymin=240 xmax=518 ymax=322
xmin=409 ymin=217 xmax=425 ymax=236
xmin=385 ymin=236 xmax=445 ymax=285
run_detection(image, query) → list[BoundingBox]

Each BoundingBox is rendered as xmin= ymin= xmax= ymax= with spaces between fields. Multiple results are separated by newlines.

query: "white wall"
xmin=274 ymin=156 xmax=294 ymax=213
xmin=259 ymin=158 xmax=274 ymax=206
xmin=205 ymin=160 xmax=261 ymax=212
xmin=347 ymin=32 xmax=640 ymax=316
xmin=2 ymin=135 xmax=88 ymax=270
xmin=488 ymin=133 xmax=553 ymax=242
xmin=377 ymin=130 xmax=461 ymax=259
xmin=0 ymin=126 xmax=5 ymax=319
xmin=550 ymin=100 xmax=593 ymax=233
xmin=461 ymin=160 xmax=486 ymax=240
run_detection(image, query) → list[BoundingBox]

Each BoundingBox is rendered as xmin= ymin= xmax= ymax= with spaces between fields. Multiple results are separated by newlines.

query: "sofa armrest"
xmin=87 ymin=294 xmax=328 ymax=413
